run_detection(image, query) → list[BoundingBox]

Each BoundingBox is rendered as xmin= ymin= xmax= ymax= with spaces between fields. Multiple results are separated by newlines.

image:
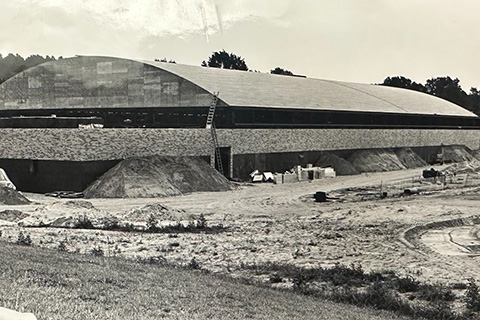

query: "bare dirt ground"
xmin=2 ymin=164 xmax=480 ymax=293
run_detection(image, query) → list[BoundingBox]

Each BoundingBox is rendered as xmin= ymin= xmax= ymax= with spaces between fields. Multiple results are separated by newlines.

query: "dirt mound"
xmin=0 ymin=209 xmax=28 ymax=222
xmin=83 ymin=156 xmax=233 ymax=198
xmin=441 ymin=145 xmax=477 ymax=163
xmin=0 ymin=186 xmax=30 ymax=205
xmin=19 ymin=200 xmax=111 ymax=227
xmin=315 ymin=152 xmax=358 ymax=175
xmin=122 ymin=203 xmax=194 ymax=223
xmin=347 ymin=149 xmax=406 ymax=173
xmin=395 ymin=148 xmax=427 ymax=169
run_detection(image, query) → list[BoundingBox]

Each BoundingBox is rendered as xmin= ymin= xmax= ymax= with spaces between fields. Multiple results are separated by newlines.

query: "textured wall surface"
xmin=1 ymin=128 xmax=479 ymax=162
xmin=0 ymin=56 xmax=219 ymax=110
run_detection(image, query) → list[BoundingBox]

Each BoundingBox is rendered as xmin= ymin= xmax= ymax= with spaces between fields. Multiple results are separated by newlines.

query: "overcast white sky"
xmin=2 ymin=0 xmax=479 ymax=90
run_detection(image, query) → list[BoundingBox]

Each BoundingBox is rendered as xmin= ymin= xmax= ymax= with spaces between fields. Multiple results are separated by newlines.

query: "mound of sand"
xmin=122 ymin=203 xmax=194 ymax=223
xmin=395 ymin=148 xmax=427 ymax=169
xmin=315 ymin=152 xmax=358 ymax=175
xmin=19 ymin=200 xmax=111 ymax=227
xmin=347 ymin=149 xmax=407 ymax=173
xmin=0 ymin=209 xmax=28 ymax=222
xmin=84 ymin=156 xmax=233 ymax=198
xmin=0 ymin=186 xmax=30 ymax=205
xmin=441 ymin=145 xmax=477 ymax=163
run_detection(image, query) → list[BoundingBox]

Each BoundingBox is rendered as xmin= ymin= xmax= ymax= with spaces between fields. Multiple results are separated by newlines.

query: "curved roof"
xmin=0 ymin=55 xmax=476 ymax=118
xmin=142 ymin=59 xmax=475 ymax=117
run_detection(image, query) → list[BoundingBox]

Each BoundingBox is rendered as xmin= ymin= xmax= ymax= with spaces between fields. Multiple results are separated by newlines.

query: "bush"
xmin=89 ymin=245 xmax=104 ymax=256
xmin=74 ymin=215 xmax=94 ymax=229
xmin=466 ymin=278 xmax=480 ymax=312
xmin=16 ymin=231 xmax=32 ymax=246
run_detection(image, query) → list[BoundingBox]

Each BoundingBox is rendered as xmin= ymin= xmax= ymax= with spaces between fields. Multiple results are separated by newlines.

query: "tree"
xmin=424 ymin=76 xmax=468 ymax=107
xmin=270 ymin=67 xmax=294 ymax=76
xmin=381 ymin=76 xmax=425 ymax=93
xmin=201 ymin=50 xmax=248 ymax=71
xmin=0 ymin=53 xmax=56 ymax=83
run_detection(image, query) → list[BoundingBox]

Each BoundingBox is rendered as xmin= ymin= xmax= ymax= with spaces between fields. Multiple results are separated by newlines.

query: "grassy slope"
xmin=0 ymin=242 xmax=409 ymax=320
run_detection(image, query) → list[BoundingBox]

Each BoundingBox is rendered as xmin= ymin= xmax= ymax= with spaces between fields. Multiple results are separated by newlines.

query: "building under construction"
xmin=0 ymin=56 xmax=479 ymax=192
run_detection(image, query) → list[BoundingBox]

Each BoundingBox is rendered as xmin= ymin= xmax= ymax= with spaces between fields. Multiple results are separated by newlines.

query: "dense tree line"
xmin=381 ymin=75 xmax=480 ymax=115
xmin=0 ymin=53 xmax=59 ymax=83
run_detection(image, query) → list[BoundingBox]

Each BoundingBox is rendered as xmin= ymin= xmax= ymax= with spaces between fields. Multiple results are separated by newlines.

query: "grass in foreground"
xmin=0 ymin=241 xmax=408 ymax=320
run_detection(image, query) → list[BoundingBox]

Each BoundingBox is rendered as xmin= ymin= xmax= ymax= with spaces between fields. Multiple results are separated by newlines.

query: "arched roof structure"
xmin=0 ymin=55 xmax=476 ymax=118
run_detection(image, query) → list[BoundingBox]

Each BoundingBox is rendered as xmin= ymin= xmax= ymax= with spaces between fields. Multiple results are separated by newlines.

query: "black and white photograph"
xmin=1 ymin=1 xmax=480 ymax=319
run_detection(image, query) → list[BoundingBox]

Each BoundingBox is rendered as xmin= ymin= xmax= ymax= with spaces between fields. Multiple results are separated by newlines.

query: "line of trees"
xmin=0 ymin=54 xmax=60 ymax=83
xmin=380 ymin=76 xmax=480 ymax=115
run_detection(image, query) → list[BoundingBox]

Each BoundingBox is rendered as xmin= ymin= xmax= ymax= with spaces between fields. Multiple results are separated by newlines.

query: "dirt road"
xmin=2 ymin=165 xmax=480 ymax=288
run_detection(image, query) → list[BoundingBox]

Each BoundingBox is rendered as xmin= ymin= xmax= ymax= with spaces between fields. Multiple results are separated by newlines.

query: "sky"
xmin=2 ymin=0 xmax=479 ymax=90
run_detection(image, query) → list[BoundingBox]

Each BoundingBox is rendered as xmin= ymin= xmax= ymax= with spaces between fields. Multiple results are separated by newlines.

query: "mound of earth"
xmin=315 ymin=152 xmax=358 ymax=175
xmin=83 ymin=156 xmax=233 ymax=198
xmin=0 ymin=186 xmax=30 ymax=205
xmin=347 ymin=149 xmax=406 ymax=172
xmin=19 ymin=200 xmax=111 ymax=227
xmin=441 ymin=145 xmax=477 ymax=163
xmin=122 ymin=203 xmax=194 ymax=223
xmin=395 ymin=148 xmax=427 ymax=169
xmin=0 ymin=209 xmax=29 ymax=222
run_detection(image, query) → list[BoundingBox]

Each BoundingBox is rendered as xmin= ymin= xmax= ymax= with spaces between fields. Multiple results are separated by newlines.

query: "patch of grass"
xmin=244 ymin=262 xmax=465 ymax=319
xmin=73 ymin=215 xmax=94 ymax=229
xmin=0 ymin=241 xmax=407 ymax=320
xmin=16 ymin=231 xmax=32 ymax=246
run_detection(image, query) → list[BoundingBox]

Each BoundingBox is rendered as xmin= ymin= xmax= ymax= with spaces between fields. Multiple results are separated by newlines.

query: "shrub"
xmin=74 ymin=215 xmax=94 ymax=229
xmin=466 ymin=278 xmax=480 ymax=312
xmin=396 ymin=275 xmax=420 ymax=293
xmin=89 ymin=245 xmax=104 ymax=256
xmin=58 ymin=239 xmax=67 ymax=252
xmin=146 ymin=214 xmax=158 ymax=232
xmin=16 ymin=231 xmax=32 ymax=246
xmin=188 ymin=258 xmax=200 ymax=269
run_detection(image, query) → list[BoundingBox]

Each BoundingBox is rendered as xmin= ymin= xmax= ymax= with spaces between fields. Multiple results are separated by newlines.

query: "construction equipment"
xmin=205 ymin=92 xmax=224 ymax=176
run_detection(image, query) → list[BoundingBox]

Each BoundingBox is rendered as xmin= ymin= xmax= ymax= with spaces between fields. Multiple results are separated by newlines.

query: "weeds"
xmin=89 ymin=246 xmax=104 ymax=256
xmin=16 ymin=231 xmax=32 ymax=246
xmin=244 ymin=262 xmax=465 ymax=320
xmin=466 ymin=278 xmax=480 ymax=312
xmin=74 ymin=215 xmax=94 ymax=229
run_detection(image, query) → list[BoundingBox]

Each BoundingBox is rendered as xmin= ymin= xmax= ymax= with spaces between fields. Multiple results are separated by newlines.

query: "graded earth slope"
xmin=83 ymin=156 xmax=233 ymax=198
xmin=315 ymin=152 xmax=359 ymax=175
xmin=0 ymin=186 xmax=30 ymax=205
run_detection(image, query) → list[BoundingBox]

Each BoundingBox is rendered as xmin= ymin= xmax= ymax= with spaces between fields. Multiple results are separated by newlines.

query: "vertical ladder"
xmin=210 ymin=123 xmax=224 ymax=176
xmin=205 ymin=92 xmax=219 ymax=129
xmin=205 ymin=92 xmax=224 ymax=176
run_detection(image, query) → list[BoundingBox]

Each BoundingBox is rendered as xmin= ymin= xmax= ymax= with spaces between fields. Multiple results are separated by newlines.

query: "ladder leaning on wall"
xmin=205 ymin=92 xmax=224 ymax=176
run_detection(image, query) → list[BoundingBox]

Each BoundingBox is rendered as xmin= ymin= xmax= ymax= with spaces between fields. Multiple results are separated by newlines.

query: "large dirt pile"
xmin=0 ymin=186 xmax=30 ymax=205
xmin=395 ymin=148 xmax=427 ymax=168
xmin=347 ymin=149 xmax=407 ymax=172
xmin=441 ymin=145 xmax=478 ymax=163
xmin=84 ymin=156 xmax=233 ymax=198
xmin=315 ymin=152 xmax=358 ymax=175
